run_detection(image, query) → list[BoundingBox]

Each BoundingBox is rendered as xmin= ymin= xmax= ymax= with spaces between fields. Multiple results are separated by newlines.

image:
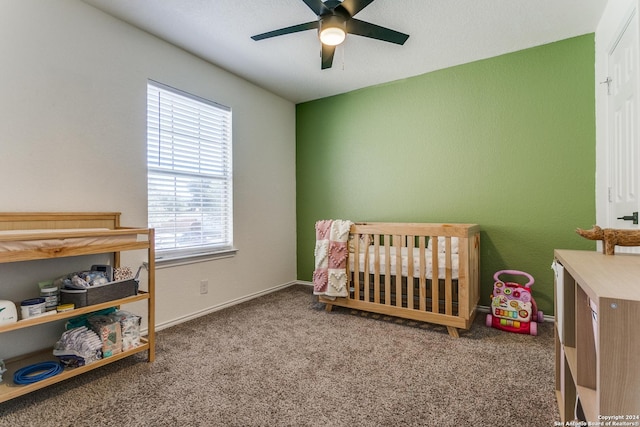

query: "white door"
xmin=608 ymin=11 xmax=640 ymax=240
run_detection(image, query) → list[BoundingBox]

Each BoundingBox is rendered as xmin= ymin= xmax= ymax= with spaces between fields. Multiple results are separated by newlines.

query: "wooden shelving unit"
xmin=0 ymin=212 xmax=155 ymax=403
xmin=554 ymin=249 xmax=640 ymax=422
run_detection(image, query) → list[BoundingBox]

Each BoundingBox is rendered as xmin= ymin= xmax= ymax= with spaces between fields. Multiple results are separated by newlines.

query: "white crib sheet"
xmin=349 ymin=246 xmax=459 ymax=280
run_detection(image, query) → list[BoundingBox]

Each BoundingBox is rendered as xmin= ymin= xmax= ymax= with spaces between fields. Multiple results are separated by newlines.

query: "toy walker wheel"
xmin=485 ymin=314 xmax=493 ymax=328
xmin=537 ymin=310 xmax=544 ymax=323
xmin=530 ymin=321 xmax=538 ymax=336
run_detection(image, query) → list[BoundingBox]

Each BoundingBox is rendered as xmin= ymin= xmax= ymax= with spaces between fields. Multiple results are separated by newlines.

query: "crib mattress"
xmin=350 ymin=246 xmax=459 ymax=280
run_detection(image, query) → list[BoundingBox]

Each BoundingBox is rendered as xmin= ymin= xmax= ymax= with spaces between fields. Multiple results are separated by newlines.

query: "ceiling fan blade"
xmin=321 ymin=44 xmax=336 ymax=69
xmin=301 ymin=0 xmax=331 ymax=16
xmin=347 ymin=19 xmax=409 ymax=45
xmin=338 ymin=0 xmax=376 ymax=16
xmin=251 ymin=21 xmax=319 ymax=41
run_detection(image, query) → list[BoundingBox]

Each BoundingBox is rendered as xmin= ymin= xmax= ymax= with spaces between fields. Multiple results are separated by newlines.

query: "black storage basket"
xmin=60 ymin=279 xmax=138 ymax=308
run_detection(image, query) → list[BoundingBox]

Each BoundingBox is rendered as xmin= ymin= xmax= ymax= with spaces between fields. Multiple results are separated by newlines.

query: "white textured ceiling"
xmin=81 ymin=0 xmax=608 ymax=103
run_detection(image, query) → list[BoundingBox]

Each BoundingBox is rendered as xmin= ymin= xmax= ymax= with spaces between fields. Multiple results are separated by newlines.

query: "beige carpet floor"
xmin=0 ymin=284 xmax=560 ymax=426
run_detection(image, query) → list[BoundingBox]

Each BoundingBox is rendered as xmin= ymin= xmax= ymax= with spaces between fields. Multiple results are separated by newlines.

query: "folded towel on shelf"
xmin=313 ymin=219 xmax=353 ymax=297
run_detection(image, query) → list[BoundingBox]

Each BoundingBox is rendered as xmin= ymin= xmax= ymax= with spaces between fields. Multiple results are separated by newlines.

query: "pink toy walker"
xmin=485 ymin=270 xmax=544 ymax=336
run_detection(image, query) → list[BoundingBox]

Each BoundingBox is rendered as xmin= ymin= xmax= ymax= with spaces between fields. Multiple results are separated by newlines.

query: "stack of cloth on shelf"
xmin=54 ymin=264 xmax=141 ymax=290
xmin=0 ymin=359 xmax=7 ymax=383
xmin=54 ymin=308 xmax=142 ymax=365
xmin=88 ymin=314 xmax=122 ymax=358
xmin=53 ymin=327 xmax=102 ymax=367
xmin=107 ymin=310 xmax=141 ymax=351
xmin=55 ymin=270 xmax=110 ymax=290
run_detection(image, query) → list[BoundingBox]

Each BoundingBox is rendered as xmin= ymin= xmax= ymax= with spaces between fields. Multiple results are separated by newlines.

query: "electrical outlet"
xmin=200 ymin=280 xmax=208 ymax=295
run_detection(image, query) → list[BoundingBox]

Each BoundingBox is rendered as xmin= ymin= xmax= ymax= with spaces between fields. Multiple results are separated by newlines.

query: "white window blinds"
xmin=147 ymin=80 xmax=233 ymax=260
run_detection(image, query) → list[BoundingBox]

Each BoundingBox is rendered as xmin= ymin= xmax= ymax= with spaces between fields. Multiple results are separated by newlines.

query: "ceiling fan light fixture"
xmin=320 ymin=27 xmax=346 ymax=46
xmin=250 ymin=0 xmax=410 ymax=70
xmin=319 ymin=15 xmax=346 ymax=46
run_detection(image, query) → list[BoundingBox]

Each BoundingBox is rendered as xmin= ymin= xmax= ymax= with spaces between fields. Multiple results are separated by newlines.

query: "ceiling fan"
xmin=250 ymin=0 xmax=410 ymax=70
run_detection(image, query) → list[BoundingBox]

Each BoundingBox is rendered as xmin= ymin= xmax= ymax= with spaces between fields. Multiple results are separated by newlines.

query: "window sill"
xmin=155 ymin=248 xmax=238 ymax=269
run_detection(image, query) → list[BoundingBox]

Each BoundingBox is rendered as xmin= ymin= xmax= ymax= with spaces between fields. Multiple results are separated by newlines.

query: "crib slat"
xmin=431 ymin=236 xmax=439 ymax=314
xmin=373 ymin=234 xmax=380 ymax=304
xmin=395 ymin=234 xmax=402 ymax=307
xmin=444 ymin=237 xmax=453 ymax=316
xmin=419 ymin=236 xmax=426 ymax=311
xmin=363 ymin=234 xmax=371 ymax=302
xmin=471 ymin=234 xmax=480 ymax=309
xmin=353 ymin=232 xmax=361 ymax=301
xmin=346 ymin=232 xmax=352 ymax=298
xmin=458 ymin=235 xmax=469 ymax=318
xmin=407 ymin=235 xmax=414 ymax=309
xmin=384 ymin=234 xmax=391 ymax=305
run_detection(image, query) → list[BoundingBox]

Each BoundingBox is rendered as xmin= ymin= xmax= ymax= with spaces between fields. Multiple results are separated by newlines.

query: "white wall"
xmin=0 ymin=0 xmax=297 ymax=350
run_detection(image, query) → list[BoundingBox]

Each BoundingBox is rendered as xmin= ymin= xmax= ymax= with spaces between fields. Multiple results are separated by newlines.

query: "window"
xmin=147 ymin=80 xmax=233 ymax=261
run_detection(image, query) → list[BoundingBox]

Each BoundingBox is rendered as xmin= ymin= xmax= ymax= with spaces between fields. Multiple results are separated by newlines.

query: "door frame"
xmin=595 ymin=0 xmax=639 ymax=234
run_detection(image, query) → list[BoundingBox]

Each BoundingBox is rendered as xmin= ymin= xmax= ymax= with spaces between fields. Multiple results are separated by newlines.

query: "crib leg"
xmin=325 ymin=303 xmax=333 ymax=312
xmin=446 ymin=326 xmax=460 ymax=338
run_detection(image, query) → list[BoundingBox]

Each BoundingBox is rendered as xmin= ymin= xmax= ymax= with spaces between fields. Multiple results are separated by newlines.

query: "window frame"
xmin=146 ymin=80 xmax=235 ymax=264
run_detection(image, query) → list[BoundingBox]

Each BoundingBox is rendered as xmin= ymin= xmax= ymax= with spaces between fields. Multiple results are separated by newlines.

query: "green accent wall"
xmin=296 ymin=34 xmax=596 ymax=314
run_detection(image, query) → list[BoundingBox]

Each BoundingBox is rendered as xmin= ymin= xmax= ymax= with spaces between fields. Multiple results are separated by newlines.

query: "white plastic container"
xmin=20 ymin=298 xmax=46 ymax=319
xmin=0 ymin=301 xmax=17 ymax=325
xmin=40 ymin=286 xmax=59 ymax=311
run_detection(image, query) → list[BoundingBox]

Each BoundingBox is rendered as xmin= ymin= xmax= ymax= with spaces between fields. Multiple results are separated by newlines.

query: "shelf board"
xmin=577 ymin=385 xmax=597 ymax=421
xmin=554 ymin=250 xmax=640 ymax=301
xmin=0 ymin=340 xmax=150 ymax=403
xmin=0 ymin=292 xmax=149 ymax=334
xmin=0 ymin=241 xmax=151 ymax=263
xmin=563 ymin=343 xmax=597 ymax=420
xmin=564 ymin=345 xmax=577 ymax=378
xmin=555 ymin=390 xmax=566 ymax=423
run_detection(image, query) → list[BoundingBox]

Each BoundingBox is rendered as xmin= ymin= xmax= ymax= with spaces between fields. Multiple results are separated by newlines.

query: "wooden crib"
xmin=318 ymin=222 xmax=480 ymax=338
